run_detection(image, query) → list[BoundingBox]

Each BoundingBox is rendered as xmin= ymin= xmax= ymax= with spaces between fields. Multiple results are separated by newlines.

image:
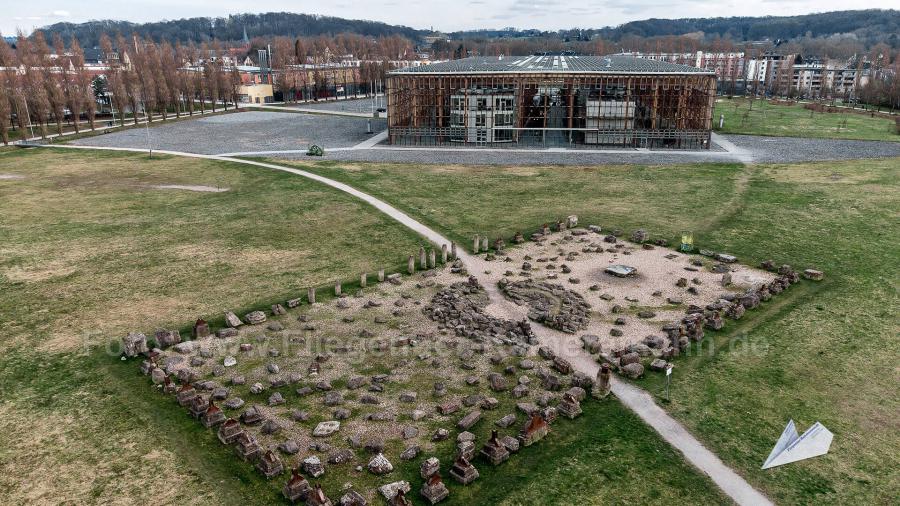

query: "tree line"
xmin=36 ymin=10 xmax=900 ymax=53
xmin=591 ymin=9 xmax=899 ymax=47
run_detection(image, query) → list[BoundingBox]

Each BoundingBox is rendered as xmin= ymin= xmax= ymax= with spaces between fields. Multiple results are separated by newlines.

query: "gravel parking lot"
xmin=281 ymin=96 xmax=385 ymax=114
xmin=303 ymin=135 xmax=900 ymax=165
xmin=279 ymin=148 xmax=742 ymax=165
xmin=724 ymin=134 xmax=900 ymax=163
xmin=71 ymin=109 xmax=900 ymax=165
xmin=72 ymin=110 xmax=385 ymax=154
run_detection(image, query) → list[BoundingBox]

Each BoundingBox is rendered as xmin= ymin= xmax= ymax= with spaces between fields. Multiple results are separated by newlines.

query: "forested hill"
xmin=33 ymin=9 xmax=899 ymax=50
xmin=596 ymin=9 xmax=899 ymax=46
xmin=36 ymin=12 xmax=424 ymax=47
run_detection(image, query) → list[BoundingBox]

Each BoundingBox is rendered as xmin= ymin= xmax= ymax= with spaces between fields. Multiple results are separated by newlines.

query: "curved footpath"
xmin=38 ymin=143 xmax=774 ymax=506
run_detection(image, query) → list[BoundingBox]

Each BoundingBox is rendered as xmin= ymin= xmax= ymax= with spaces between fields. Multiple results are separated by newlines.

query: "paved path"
xmin=611 ymin=379 xmax=774 ymax=505
xmin=38 ymin=142 xmax=773 ymax=505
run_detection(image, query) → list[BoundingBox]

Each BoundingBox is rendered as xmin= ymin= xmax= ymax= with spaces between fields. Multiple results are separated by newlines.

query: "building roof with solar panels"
xmin=390 ymin=55 xmax=715 ymax=75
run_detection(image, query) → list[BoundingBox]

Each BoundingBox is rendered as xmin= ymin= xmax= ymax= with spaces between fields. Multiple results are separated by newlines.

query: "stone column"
xmin=441 ymin=244 xmax=448 ymax=264
xmin=473 ymin=235 xmax=480 ymax=254
xmin=592 ymin=363 xmax=612 ymax=398
xmin=360 ymin=273 xmax=367 ymax=288
xmin=378 ymin=269 xmax=385 ymax=282
xmin=335 ymin=282 xmax=342 ymax=296
xmin=308 ymin=287 xmax=316 ymax=305
xmin=408 ymin=255 xmax=415 ymax=274
xmin=419 ymin=247 xmax=427 ymax=269
xmin=451 ymin=242 xmax=457 ymax=260
xmin=480 ymin=236 xmax=488 ymax=252
xmin=428 ymin=249 xmax=436 ymax=268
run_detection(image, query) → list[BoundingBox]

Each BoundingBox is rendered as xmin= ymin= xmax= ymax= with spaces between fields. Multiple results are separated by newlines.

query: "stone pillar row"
xmin=298 ymin=243 xmax=456 ymax=305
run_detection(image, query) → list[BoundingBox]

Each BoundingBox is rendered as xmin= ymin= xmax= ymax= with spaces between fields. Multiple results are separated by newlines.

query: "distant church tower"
xmin=242 ymin=26 xmax=250 ymax=47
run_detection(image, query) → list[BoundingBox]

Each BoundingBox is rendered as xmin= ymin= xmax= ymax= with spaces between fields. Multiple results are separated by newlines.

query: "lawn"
xmin=0 ymin=147 xmax=429 ymax=503
xmin=270 ymin=156 xmax=900 ymax=504
xmin=0 ymin=148 xmax=728 ymax=505
xmin=714 ymin=97 xmax=899 ymax=142
xmin=263 ymin=160 xmax=745 ymax=249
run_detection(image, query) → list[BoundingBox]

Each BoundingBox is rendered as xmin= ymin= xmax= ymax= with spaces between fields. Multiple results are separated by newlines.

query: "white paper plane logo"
xmin=762 ymin=419 xmax=833 ymax=469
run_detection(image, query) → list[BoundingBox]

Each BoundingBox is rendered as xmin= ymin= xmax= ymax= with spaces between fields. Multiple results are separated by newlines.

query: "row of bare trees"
xmin=0 ymin=32 xmax=96 ymax=142
xmin=0 ymin=31 xmax=242 ymax=145
xmin=98 ymin=34 xmax=242 ymax=127
xmin=260 ymin=35 xmax=403 ymax=102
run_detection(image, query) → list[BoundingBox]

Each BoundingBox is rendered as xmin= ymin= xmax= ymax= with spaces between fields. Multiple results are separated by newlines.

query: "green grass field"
xmin=0 ymin=148 xmax=729 ymax=505
xmin=269 ymin=160 xmax=744 ymax=248
xmin=714 ymin=97 xmax=899 ymax=142
xmin=271 ymin=156 xmax=900 ymax=504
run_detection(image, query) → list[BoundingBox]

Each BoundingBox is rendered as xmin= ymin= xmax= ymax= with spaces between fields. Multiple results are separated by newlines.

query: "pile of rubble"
xmin=423 ymin=276 xmax=538 ymax=346
xmin=498 ymin=279 xmax=591 ymax=334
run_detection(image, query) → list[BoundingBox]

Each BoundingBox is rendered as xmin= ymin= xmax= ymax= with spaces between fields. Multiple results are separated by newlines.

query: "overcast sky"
xmin=3 ymin=1 xmax=897 ymax=37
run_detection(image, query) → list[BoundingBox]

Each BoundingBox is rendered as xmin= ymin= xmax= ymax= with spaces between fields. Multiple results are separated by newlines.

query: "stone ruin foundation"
xmin=124 ymin=217 xmax=820 ymax=503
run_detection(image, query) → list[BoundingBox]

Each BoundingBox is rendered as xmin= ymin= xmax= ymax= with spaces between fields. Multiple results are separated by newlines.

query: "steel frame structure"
xmin=386 ymin=72 xmax=717 ymax=149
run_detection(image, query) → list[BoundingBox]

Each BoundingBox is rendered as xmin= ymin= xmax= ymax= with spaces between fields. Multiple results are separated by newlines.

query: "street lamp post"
xmin=21 ymin=98 xmax=36 ymax=140
xmin=141 ymin=97 xmax=152 ymax=158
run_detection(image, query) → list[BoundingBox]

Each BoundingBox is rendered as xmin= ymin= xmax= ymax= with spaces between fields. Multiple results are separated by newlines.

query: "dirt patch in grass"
xmin=147 ymin=184 xmax=230 ymax=192
xmin=2 ymin=262 xmax=77 ymax=283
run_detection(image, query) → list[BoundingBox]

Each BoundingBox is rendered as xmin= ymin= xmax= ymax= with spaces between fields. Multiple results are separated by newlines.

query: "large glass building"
xmin=386 ymin=55 xmax=717 ymax=149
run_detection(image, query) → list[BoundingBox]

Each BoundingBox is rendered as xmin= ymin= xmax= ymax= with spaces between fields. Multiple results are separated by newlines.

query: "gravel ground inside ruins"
xmin=70 ymin=111 xmax=386 ymax=154
xmin=467 ymin=228 xmax=774 ymax=351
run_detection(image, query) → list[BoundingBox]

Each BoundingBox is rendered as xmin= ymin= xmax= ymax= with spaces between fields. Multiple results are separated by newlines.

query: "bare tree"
xmin=101 ymin=35 xmax=127 ymax=126
xmin=201 ymin=42 xmax=221 ymax=112
xmin=192 ymin=43 xmax=206 ymax=114
xmin=16 ymin=32 xmax=51 ymax=139
xmin=131 ymin=35 xmax=158 ymax=122
xmin=115 ymin=34 xmax=142 ymax=125
xmin=53 ymin=34 xmax=77 ymax=133
xmin=160 ymin=41 xmax=180 ymax=118
xmin=70 ymin=38 xmax=96 ymax=131
xmin=0 ymin=34 xmax=16 ymax=144
xmin=146 ymin=42 xmax=168 ymax=119
xmin=34 ymin=32 xmax=67 ymax=137
xmin=179 ymin=43 xmax=198 ymax=115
